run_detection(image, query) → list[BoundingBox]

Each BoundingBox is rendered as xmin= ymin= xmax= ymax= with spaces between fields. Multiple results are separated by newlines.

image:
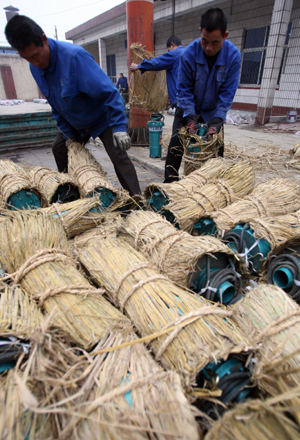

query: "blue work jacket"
xmin=116 ymin=76 xmax=128 ymax=89
xmin=177 ymin=39 xmax=241 ymax=122
xmin=138 ymin=46 xmax=184 ymax=107
xmin=30 ymin=38 xmax=127 ymax=140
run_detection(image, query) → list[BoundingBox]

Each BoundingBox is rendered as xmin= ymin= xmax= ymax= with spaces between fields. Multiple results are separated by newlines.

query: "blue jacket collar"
xmin=196 ymin=38 xmax=227 ymax=66
xmin=45 ymin=38 xmax=57 ymax=73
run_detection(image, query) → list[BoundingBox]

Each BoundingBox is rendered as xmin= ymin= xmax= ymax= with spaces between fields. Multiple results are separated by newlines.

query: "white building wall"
xmin=0 ymin=55 xmax=39 ymax=101
xmin=105 ymin=33 xmax=128 ymax=80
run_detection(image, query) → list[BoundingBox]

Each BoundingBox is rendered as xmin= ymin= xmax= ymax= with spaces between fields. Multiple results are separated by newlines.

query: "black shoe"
xmin=160 ymin=156 xmax=167 ymax=161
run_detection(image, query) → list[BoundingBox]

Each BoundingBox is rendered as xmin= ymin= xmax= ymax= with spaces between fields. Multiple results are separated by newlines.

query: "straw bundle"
xmin=179 ymin=127 xmax=224 ymax=175
xmin=164 ymin=162 xmax=255 ymax=233
xmin=28 ymin=165 xmax=80 ymax=205
xmin=206 ymin=393 xmax=300 ymax=440
xmin=119 ymin=210 xmax=248 ymax=300
xmin=78 ymin=235 xmax=253 ymax=391
xmin=231 ymin=284 xmax=300 ymax=417
xmin=0 ymin=211 xmax=128 ymax=350
xmin=209 ymin=178 xmax=300 ymax=237
xmin=247 ymin=213 xmax=300 ymax=248
xmin=40 ymin=197 xmax=112 ymax=238
xmin=0 ymin=370 xmax=53 ymax=440
xmin=0 ymin=159 xmax=43 ymax=209
xmin=27 ymin=326 xmax=200 ymax=440
xmin=130 ymin=43 xmax=168 ymax=113
xmin=68 ymin=142 xmax=120 ymax=205
xmin=0 ymin=286 xmax=44 ymax=337
xmin=144 ymin=157 xmax=232 ymax=206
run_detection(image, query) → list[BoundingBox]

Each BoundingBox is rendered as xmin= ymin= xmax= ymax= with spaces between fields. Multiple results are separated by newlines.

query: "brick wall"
xmin=0 ymin=54 xmax=39 ymax=101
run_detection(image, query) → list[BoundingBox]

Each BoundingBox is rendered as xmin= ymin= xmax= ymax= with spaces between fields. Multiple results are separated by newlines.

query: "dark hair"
xmin=5 ymin=15 xmax=44 ymax=50
xmin=120 ymin=73 xmax=123 ymax=76
xmin=166 ymin=36 xmax=182 ymax=48
xmin=200 ymin=8 xmax=227 ymax=36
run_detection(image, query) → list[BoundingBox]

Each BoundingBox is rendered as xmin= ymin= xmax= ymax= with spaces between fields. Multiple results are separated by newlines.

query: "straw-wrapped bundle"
xmin=0 ymin=159 xmax=43 ymax=209
xmin=208 ymin=178 xmax=300 ymax=237
xmin=179 ymin=127 xmax=224 ymax=175
xmin=0 ymin=211 xmax=128 ymax=350
xmin=68 ymin=142 xmax=120 ymax=208
xmin=164 ymin=162 xmax=255 ymax=233
xmin=206 ymin=393 xmax=300 ymax=440
xmin=28 ymin=165 xmax=80 ymax=205
xmin=119 ymin=210 xmax=248 ymax=303
xmin=231 ymin=284 xmax=300 ymax=419
xmin=78 ymin=235 xmax=253 ymax=391
xmin=0 ymin=286 xmax=44 ymax=337
xmin=0 ymin=370 xmax=53 ymax=439
xmin=130 ymin=43 xmax=168 ymax=113
xmin=144 ymin=158 xmax=232 ymax=209
xmin=40 ymin=197 xmax=115 ymax=238
xmin=27 ymin=325 xmax=200 ymax=440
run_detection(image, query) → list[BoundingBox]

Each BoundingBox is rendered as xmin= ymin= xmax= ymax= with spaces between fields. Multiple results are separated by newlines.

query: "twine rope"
xmin=244 ymin=195 xmax=270 ymax=217
xmin=113 ymin=263 xmax=149 ymax=304
xmin=158 ymin=232 xmax=187 ymax=269
xmin=215 ymin=180 xmax=236 ymax=206
xmin=155 ymin=306 xmax=233 ymax=361
xmin=1 ymin=248 xmax=77 ymax=284
xmin=134 ymin=219 xmax=166 ymax=249
xmin=120 ymin=274 xmax=170 ymax=312
xmin=146 ymin=230 xmax=183 ymax=255
xmin=36 ymin=284 xmax=105 ymax=306
xmin=73 ymin=164 xmax=105 ymax=182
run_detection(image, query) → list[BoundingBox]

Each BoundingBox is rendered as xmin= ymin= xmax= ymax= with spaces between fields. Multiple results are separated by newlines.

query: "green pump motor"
xmin=147 ymin=113 xmax=165 ymax=158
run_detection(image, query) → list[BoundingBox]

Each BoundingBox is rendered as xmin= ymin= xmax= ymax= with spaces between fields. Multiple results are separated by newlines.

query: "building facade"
xmin=66 ymin=0 xmax=297 ymax=124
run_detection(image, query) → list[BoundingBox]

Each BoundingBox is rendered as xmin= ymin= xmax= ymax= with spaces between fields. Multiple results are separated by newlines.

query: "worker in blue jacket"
xmin=130 ymin=36 xmax=184 ymax=110
xmin=164 ymin=8 xmax=241 ymax=183
xmin=5 ymin=15 xmax=141 ymax=196
xmin=116 ymin=73 xmax=128 ymax=92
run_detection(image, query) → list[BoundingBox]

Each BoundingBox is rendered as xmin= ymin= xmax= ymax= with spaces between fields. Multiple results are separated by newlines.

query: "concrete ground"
xmin=1 ymin=102 xmax=300 ymax=189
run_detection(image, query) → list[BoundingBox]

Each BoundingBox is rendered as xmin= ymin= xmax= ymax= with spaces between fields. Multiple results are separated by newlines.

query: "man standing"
xmin=5 ymin=15 xmax=141 ymax=196
xmin=164 ymin=8 xmax=241 ymax=183
xmin=130 ymin=36 xmax=184 ymax=111
xmin=116 ymin=73 xmax=128 ymax=93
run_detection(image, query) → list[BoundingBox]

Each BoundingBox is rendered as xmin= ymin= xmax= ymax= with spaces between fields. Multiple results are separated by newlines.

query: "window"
xmin=240 ymin=26 xmax=269 ymax=85
xmin=277 ymin=21 xmax=292 ymax=85
xmin=106 ymin=54 xmax=116 ymax=84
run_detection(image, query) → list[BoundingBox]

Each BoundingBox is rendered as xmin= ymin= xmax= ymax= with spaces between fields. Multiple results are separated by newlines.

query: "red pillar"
xmin=127 ymin=0 xmax=154 ymax=139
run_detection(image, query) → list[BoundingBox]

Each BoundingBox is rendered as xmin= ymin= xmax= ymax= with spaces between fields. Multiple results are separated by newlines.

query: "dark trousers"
xmin=52 ymin=128 xmax=141 ymax=196
xmin=164 ymin=108 xmax=224 ymax=183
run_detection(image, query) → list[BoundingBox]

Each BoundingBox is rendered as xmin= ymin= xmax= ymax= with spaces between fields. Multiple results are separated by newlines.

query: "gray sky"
xmin=0 ymin=0 xmax=124 ymax=45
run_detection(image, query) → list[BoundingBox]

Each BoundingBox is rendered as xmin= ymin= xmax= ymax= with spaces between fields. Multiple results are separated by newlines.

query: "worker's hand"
xmin=130 ymin=63 xmax=139 ymax=71
xmin=186 ymin=115 xmax=199 ymax=134
xmin=113 ymin=132 xmax=131 ymax=151
xmin=206 ymin=126 xmax=218 ymax=138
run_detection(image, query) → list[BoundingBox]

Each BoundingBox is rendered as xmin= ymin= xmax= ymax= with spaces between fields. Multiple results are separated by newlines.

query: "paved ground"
xmin=1 ymin=102 xmax=300 ymax=189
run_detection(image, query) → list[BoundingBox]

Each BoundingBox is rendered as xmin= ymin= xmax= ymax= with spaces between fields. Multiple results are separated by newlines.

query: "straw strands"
xmin=0 ymin=370 xmax=53 ymax=440
xmin=0 ymin=212 xmax=126 ymax=349
xmin=210 ymin=178 xmax=300 ymax=236
xmin=27 ymin=326 xmax=200 ymax=440
xmin=143 ymin=158 xmax=231 ymax=204
xmin=28 ymin=165 xmax=79 ymax=205
xmin=179 ymin=127 xmax=224 ymax=175
xmin=130 ymin=44 xmax=168 ymax=113
xmin=0 ymin=159 xmax=43 ymax=209
xmin=0 ymin=286 xmax=44 ymax=337
xmin=78 ymin=235 xmax=253 ymax=390
xmin=164 ymin=162 xmax=255 ymax=233
xmin=206 ymin=392 xmax=300 ymax=440
xmin=231 ymin=284 xmax=300 ymax=418
xmin=119 ymin=210 xmax=248 ymax=294
xmin=68 ymin=142 xmax=119 ymax=202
